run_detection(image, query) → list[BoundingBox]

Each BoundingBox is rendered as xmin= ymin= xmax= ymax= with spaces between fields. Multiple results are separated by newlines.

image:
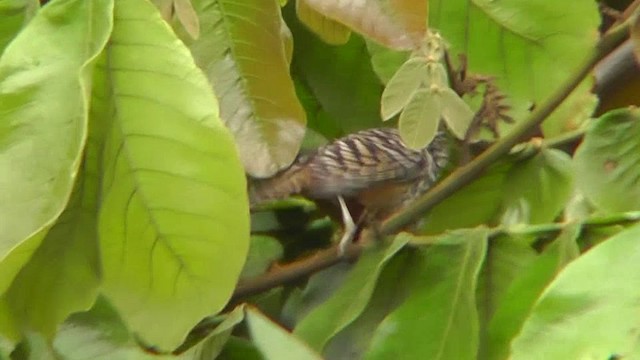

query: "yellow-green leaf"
xmin=574 ymin=108 xmax=640 ymax=212
xmin=186 ymin=0 xmax=306 ymax=177
xmin=380 ymin=57 xmax=427 ymax=121
xmin=98 ymin=0 xmax=249 ymax=349
xmin=0 ymin=0 xmax=112 ymax=295
xmin=440 ymin=87 xmax=474 ymax=139
xmin=398 ymin=89 xmax=441 ymax=149
xmin=247 ymin=307 xmax=322 ymax=360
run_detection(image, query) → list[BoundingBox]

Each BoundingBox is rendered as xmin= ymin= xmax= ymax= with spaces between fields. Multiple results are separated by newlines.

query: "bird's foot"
xmin=337 ymin=196 xmax=357 ymax=257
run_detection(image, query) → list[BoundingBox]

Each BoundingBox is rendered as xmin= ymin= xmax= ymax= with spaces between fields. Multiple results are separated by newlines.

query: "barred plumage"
xmin=249 ymin=128 xmax=449 ymax=218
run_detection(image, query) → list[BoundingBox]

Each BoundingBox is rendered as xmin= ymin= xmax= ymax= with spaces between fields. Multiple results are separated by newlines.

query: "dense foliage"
xmin=0 ymin=0 xmax=639 ymax=359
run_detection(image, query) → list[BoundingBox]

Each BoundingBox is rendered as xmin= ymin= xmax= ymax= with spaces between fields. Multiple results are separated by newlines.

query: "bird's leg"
xmin=337 ymin=196 xmax=357 ymax=256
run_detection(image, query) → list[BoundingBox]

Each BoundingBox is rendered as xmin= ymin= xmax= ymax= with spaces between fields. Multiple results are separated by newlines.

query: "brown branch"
xmin=231 ymin=243 xmax=363 ymax=301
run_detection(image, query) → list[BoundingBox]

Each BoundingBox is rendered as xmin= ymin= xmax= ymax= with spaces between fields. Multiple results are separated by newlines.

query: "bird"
xmin=249 ymin=127 xmax=450 ymax=254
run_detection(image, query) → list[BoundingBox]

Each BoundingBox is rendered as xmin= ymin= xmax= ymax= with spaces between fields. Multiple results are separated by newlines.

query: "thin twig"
xmin=491 ymin=211 xmax=640 ymax=238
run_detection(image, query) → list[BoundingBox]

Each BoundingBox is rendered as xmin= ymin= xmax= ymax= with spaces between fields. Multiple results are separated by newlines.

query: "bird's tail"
xmin=248 ymin=164 xmax=310 ymax=207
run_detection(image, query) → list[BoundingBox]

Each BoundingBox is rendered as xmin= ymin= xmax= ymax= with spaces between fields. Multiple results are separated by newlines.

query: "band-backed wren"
xmin=249 ymin=127 xmax=449 ymax=253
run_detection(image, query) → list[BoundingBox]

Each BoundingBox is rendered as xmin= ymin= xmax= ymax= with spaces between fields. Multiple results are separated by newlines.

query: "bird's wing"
xmin=306 ymin=128 xmax=427 ymax=198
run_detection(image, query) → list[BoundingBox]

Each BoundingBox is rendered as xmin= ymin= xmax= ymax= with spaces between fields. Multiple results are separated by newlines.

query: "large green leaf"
xmin=324 ymin=250 xmax=427 ymax=359
xmin=486 ymin=223 xmax=581 ymax=360
xmin=303 ymin=0 xmax=428 ymax=50
xmin=293 ymin=78 xmax=342 ymax=140
xmin=2 ymin=53 xmax=111 ymax=334
xmin=179 ymin=306 xmax=245 ymax=360
xmin=574 ymin=108 xmax=640 ymax=212
xmin=97 ymin=0 xmax=249 ymax=350
xmin=294 ymin=237 xmax=408 ymax=351
xmin=2 ymin=172 xmax=101 ymax=338
xmin=52 ymin=297 xmax=166 ymax=360
xmin=0 ymin=332 xmax=11 ymax=359
xmin=0 ymin=298 xmax=18 ymax=347
xmin=365 ymin=229 xmax=488 ymax=360
xmin=476 ymin=234 xmax=537 ymax=356
xmin=281 ymin=262 xmax=353 ymax=328
xmin=0 ymin=0 xmax=112 ymax=295
xmin=0 ymin=0 xmax=37 ymax=55
xmin=285 ymin=3 xmax=384 ymax=136
xmin=247 ymin=307 xmax=322 ymax=360
xmin=501 ymin=149 xmax=573 ymax=225
xmin=421 ymin=161 xmax=512 ymax=234
xmin=510 ymin=223 xmax=640 ymax=359
xmin=240 ymin=235 xmax=283 ymax=279
xmin=366 ymin=40 xmax=409 ymax=84
xmin=430 ymin=0 xmax=599 ymax=136
xmin=184 ymin=0 xmax=306 ymax=178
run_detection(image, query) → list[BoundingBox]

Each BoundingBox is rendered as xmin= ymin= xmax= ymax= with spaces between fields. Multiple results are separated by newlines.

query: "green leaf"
xmin=0 ymin=0 xmax=112 ymax=295
xmin=0 ymin=298 xmax=18 ymax=347
xmin=0 ymin=0 xmax=37 ymax=55
xmin=294 ymin=237 xmax=408 ymax=351
xmin=398 ymin=89 xmax=441 ymax=149
xmin=2 ymin=173 xmax=101 ymax=338
xmin=324 ymin=250 xmax=425 ymax=359
xmin=365 ymin=229 xmax=488 ymax=360
xmin=179 ymin=306 xmax=245 ymax=360
xmin=302 ymin=0 xmax=427 ymax=50
xmin=293 ymin=78 xmax=342 ymax=140
xmin=185 ymin=0 xmax=306 ymax=178
xmin=97 ymin=0 xmax=249 ymax=350
xmin=510 ymin=222 xmax=640 ymax=359
xmin=430 ymin=0 xmax=599 ymax=136
xmin=296 ymin=0 xmax=350 ymax=45
xmin=476 ymin=235 xmax=537 ymax=355
xmin=440 ymin=87 xmax=474 ymax=139
xmin=0 ymin=332 xmax=11 ymax=359
xmin=246 ymin=307 xmax=322 ymax=360
xmin=282 ymin=262 xmax=353 ymax=328
xmin=366 ymin=40 xmax=409 ymax=84
xmin=486 ymin=223 xmax=581 ymax=360
xmin=240 ymin=236 xmax=283 ymax=279
xmin=574 ymin=108 xmax=640 ymax=212
xmin=12 ymin=333 xmax=58 ymax=360
xmin=285 ymin=4 xmax=383 ymax=135
xmin=501 ymin=149 xmax=573 ymax=225
xmin=217 ymin=337 xmax=263 ymax=360
xmin=380 ymin=57 xmax=427 ymax=121
xmin=421 ymin=161 xmax=511 ymax=234
xmin=52 ymin=297 xmax=165 ymax=360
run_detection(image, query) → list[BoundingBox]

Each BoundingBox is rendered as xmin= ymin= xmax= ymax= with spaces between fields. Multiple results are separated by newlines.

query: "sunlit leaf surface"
xmin=97 ymin=0 xmax=249 ymax=349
